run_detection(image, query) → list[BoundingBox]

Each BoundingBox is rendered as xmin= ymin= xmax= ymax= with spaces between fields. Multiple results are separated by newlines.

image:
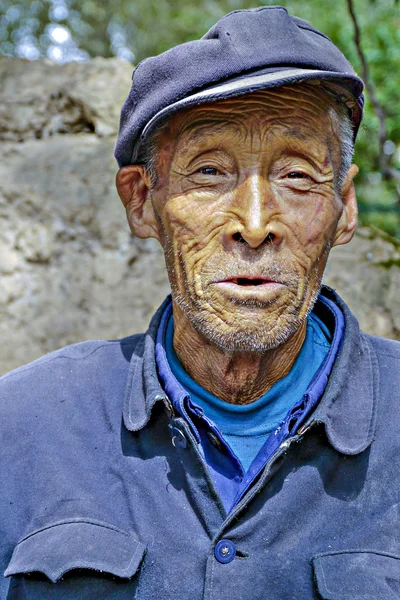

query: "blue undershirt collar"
xmin=165 ymin=309 xmax=330 ymax=471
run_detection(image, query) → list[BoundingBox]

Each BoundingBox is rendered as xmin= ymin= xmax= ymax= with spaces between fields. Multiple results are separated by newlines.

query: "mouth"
xmin=218 ymin=276 xmax=277 ymax=286
xmin=209 ymin=275 xmax=286 ymax=305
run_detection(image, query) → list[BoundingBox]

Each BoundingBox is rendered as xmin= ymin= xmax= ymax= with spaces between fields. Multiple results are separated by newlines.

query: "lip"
xmin=216 ymin=276 xmax=278 ymax=286
xmin=211 ymin=277 xmax=285 ymax=301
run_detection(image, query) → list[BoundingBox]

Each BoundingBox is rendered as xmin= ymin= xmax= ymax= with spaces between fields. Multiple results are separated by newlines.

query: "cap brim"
xmin=138 ymin=67 xmax=363 ymax=159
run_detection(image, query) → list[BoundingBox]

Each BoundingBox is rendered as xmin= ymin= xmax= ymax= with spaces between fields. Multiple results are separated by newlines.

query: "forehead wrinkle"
xmin=260 ymin=100 xmax=331 ymax=129
xmin=245 ymin=86 xmax=336 ymax=132
xmin=248 ymin=84 xmax=335 ymax=110
xmin=175 ymin=115 xmax=251 ymax=152
xmin=163 ymin=84 xmax=338 ymax=171
xmin=167 ymin=82 xmax=337 ymax=139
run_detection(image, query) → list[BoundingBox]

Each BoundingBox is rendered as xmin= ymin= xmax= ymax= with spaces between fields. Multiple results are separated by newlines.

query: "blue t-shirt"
xmin=165 ymin=311 xmax=331 ymax=471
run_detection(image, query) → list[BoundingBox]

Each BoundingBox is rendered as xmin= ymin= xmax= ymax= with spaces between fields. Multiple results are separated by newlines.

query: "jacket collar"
xmin=123 ymin=297 xmax=171 ymax=432
xmin=307 ymin=286 xmax=378 ymax=455
xmin=123 ymin=287 xmax=379 ymax=455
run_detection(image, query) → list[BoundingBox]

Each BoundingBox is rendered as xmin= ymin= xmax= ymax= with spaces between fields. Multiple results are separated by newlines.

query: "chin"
xmin=201 ymin=321 xmax=302 ymax=353
xmin=183 ymin=298 xmax=304 ymax=353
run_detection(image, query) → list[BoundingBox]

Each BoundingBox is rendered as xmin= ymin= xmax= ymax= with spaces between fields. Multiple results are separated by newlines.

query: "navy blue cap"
xmin=115 ymin=6 xmax=364 ymax=167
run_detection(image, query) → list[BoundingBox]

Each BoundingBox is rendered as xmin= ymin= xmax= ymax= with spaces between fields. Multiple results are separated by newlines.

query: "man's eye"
xmin=197 ymin=167 xmax=220 ymax=176
xmin=287 ymin=172 xmax=310 ymax=179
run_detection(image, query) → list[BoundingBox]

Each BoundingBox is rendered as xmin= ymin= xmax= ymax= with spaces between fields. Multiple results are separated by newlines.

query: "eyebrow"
xmin=280 ymin=128 xmax=310 ymax=140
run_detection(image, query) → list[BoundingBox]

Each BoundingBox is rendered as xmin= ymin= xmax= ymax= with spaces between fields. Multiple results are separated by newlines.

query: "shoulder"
xmin=0 ymin=334 xmax=144 ymax=419
xmin=0 ymin=334 xmax=143 ymax=383
xmin=364 ymin=332 xmax=400 ymax=361
xmin=362 ymin=333 xmax=400 ymax=395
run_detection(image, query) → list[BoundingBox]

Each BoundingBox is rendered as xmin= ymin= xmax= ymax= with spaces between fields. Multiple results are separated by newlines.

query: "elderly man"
xmin=1 ymin=6 xmax=399 ymax=600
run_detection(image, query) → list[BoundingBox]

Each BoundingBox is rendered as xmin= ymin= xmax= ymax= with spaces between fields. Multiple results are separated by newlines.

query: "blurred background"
xmin=0 ymin=0 xmax=399 ymax=374
xmin=1 ymin=0 xmax=399 ymax=235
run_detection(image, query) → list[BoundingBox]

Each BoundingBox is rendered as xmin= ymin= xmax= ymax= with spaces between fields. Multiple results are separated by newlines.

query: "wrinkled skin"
xmin=117 ymin=85 xmax=358 ymax=404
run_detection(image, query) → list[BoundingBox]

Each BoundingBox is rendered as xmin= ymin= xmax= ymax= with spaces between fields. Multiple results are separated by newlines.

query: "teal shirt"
xmin=165 ymin=313 xmax=331 ymax=471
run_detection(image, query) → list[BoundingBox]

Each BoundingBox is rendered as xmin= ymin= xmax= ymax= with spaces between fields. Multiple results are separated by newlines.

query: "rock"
xmin=323 ymin=227 xmax=400 ymax=339
xmin=16 ymin=223 xmax=54 ymax=263
xmin=0 ymin=241 xmax=20 ymax=274
xmin=0 ymin=57 xmax=399 ymax=376
xmin=0 ymin=57 xmax=133 ymax=142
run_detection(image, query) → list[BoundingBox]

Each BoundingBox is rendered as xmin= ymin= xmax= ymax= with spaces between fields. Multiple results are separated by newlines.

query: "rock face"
xmin=0 ymin=57 xmax=170 ymax=375
xmin=0 ymin=57 xmax=399 ymax=376
xmin=324 ymin=228 xmax=400 ymax=340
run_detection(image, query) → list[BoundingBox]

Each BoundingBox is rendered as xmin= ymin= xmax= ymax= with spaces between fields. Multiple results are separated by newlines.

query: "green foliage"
xmin=1 ymin=0 xmax=399 ymax=235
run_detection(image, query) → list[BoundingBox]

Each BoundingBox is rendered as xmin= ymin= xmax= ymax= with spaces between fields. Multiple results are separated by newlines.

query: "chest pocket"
xmin=313 ymin=550 xmax=400 ymax=600
xmin=5 ymin=520 xmax=146 ymax=599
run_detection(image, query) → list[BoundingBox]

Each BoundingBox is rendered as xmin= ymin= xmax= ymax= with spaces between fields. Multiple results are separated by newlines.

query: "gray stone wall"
xmin=1 ymin=57 xmax=399 ymax=376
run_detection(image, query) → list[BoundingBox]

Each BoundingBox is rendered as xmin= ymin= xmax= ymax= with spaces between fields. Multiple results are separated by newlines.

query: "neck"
xmin=172 ymin=303 xmax=307 ymax=405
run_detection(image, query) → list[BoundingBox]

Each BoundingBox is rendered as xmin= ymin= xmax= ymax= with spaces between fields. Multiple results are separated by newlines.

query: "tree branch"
xmin=346 ymin=0 xmax=400 ymax=200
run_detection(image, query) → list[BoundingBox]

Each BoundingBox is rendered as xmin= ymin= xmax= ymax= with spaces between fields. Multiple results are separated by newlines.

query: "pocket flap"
xmin=313 ymin=550 xmax=400 ymax=600
xmin=5 ymin=520 xmax=146 ymax=583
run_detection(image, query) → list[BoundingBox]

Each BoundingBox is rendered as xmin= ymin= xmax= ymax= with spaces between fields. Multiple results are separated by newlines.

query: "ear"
xmin=332 ymin=164 xmax=359 ymax=248
xmin=116 ymin=165 xmax=160 ymax=241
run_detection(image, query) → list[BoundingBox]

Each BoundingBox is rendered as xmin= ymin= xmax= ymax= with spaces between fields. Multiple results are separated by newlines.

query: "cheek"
xmin=287 ymin=194 xmax=340 ymax=261
xmin=163 ymin=198 xmax=222 ymax=270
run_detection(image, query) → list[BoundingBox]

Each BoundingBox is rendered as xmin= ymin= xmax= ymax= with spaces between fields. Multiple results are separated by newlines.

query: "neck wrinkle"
xmin=172 ymin=301 xmax=307 ymax=405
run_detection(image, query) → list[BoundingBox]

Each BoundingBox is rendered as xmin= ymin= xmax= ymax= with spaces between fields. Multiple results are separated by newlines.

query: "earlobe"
xmin=332 ymin=164 xmax=359 ymax=248
xmin=116 ymin=165 xmax=160 ymax=241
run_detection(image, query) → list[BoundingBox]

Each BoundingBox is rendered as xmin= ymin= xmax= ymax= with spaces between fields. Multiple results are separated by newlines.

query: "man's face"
xmin=140 ymin=87 xmax=355 ymax=351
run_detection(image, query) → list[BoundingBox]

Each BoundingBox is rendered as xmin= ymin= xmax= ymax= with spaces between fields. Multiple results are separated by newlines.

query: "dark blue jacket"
xmin=1 ymin=286 xmax=399 ymax=599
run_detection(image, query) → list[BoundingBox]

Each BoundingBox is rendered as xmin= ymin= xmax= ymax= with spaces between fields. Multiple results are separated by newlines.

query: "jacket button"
xmin=214 ymin=539 xmax=236 ymax=564
xmin=171 ymin=427 xmax=187 ymax=449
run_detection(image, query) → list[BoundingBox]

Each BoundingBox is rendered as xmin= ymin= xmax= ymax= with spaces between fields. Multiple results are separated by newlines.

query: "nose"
xmin=223 ymin=173 xmax=284 ymax=249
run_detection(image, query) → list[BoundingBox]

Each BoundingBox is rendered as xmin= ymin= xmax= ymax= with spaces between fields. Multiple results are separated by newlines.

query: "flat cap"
xmin=115 ymin=6 xmax=364 ymax=167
